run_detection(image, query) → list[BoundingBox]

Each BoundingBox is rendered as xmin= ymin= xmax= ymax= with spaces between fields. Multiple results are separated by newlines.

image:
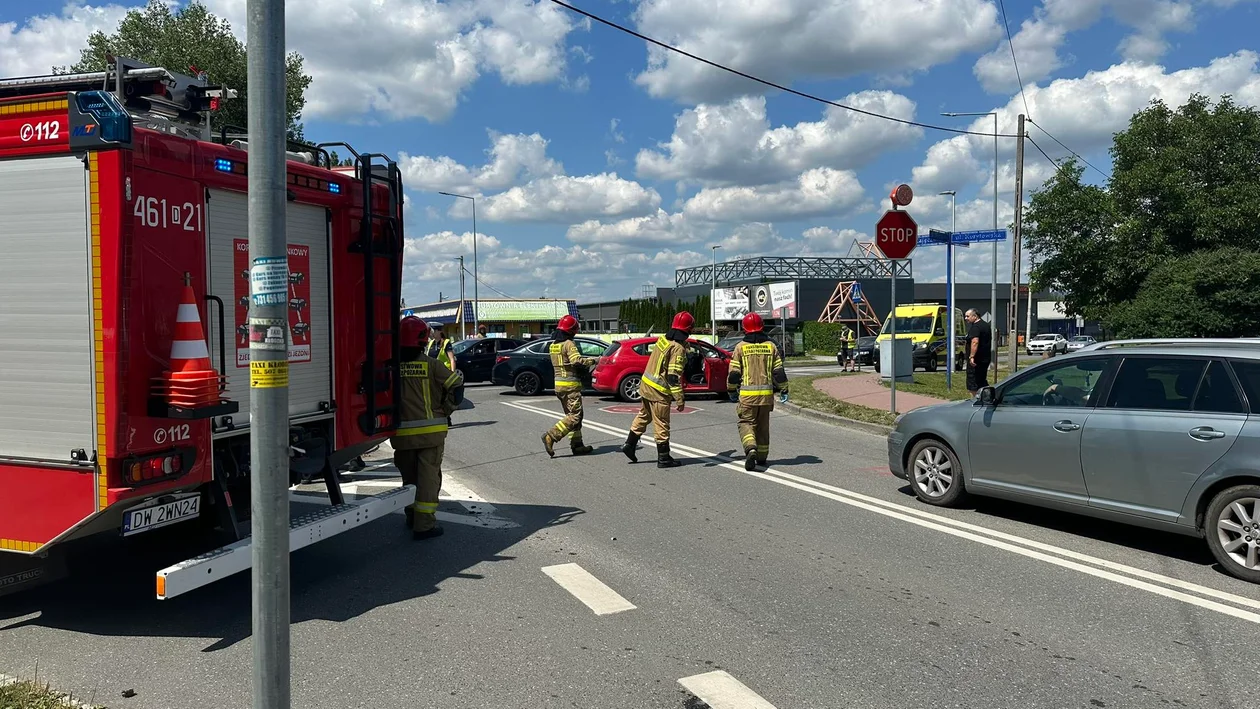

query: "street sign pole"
xmin=877 ymin=185 xmax=917 ymax=415
xmin=246 ymin=2 xmax=290 ymax=708
xmin=889 ymin=258 xmax=897 ymax=414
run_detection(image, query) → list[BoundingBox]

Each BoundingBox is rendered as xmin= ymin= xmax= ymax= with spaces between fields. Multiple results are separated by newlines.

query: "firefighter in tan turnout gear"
xmin=542 ymin=314 xmax=600 ymax=457
xmin=727 ymin=312 xmax=788 ymax=471
xmin=392 ymin=316 xmax=464 ymax=539
xmin=620 ymin=311 xmax=695 ymax=468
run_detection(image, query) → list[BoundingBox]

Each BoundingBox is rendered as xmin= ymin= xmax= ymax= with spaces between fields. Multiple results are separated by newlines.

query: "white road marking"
xmin=502 ymin=400 xmax=1260 ymax=622
xmin=541 ymin=563 xmax=637 ymax=615
xmin=677 ymin=671 xmax=778 ymax=709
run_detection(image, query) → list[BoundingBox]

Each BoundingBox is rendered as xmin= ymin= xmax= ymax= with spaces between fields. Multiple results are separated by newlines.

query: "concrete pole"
xmin=472 ymin=198 xmax=479 ymax=335
xmin=940 ymin=190 xmax=956 ymax=391
xmin=456 ymin=255 xmax=466 ymax=339
xmin=1009 ymin=113 xmax=1026 ymax=374
xmin=711 ymin=245 xmax=721 ymax=342
xmin=246 ymin=2 xmax=290 ymax=708
xmin=991 ymin=112 xmax=999 ymax=383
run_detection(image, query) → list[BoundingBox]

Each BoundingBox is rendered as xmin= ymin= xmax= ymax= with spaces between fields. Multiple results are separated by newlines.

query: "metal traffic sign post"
xmin=917 ymin=227 xmax=1008 ymax=393
xmin=876 ymin=184 xmax=918 ymax=415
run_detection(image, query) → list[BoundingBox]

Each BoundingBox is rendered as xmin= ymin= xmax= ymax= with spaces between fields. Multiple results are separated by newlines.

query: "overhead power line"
xmin=1027 ymin=119 xmax=1111 ymax=180
xmin=546 ymin=0 xmax=1020 ymax=139
xmin=461 ymin=263 xmax=520 ymax=300
xmin=997 ymin=0 xmax=1032 ymax=118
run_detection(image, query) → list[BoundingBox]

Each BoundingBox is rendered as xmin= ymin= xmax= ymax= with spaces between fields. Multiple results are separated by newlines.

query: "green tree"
xmin=1025 ymin=94 xmax=1260 ymax=335
xmin=1107 ymin=248 xmax=1260 ymax=338
xmin=58 ymin=0 xmax=313 ymax=140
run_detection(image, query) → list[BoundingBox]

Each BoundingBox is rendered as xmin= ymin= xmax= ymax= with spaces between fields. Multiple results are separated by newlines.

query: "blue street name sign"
xmin=916 ymin=228 xmax=1007 ymax=247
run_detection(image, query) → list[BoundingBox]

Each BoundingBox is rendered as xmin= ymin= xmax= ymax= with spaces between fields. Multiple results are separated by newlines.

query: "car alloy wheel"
xmin=1205 ymin=485 xmax=1260 ymax=583
xmin=514 ymin=371 xmax=541 ymax=396
xmin=619 ymin=374 xmax=643 ymax=402
xmin=908 ymin=439 xmax=967 ymax=507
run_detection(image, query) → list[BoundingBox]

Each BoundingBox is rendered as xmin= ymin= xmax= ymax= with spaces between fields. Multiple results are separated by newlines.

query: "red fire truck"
xmin=0 ymin=58 xmax=412 ymax=600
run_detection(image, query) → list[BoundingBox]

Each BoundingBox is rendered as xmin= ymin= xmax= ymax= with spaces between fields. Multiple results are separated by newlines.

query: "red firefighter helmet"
xmin=671 ymin=311 xmax=695 ymax=332
xmin=741 ymin=312 xmax=764 ymax=333
xmin=557 ymin=314 xmax=580 ymax=333
xmin=400 ymin=316 xmax=430 ymax=347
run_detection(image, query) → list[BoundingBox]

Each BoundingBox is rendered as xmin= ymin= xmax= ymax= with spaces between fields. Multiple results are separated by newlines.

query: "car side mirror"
xmin=977 ymin=386 xmax=997 ymax=406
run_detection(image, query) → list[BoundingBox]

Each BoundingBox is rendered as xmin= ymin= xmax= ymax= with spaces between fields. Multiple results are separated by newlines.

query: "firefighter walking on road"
xmin=621 ymin=311 xmax=694 ymax=468
xmin=727 ymin=312 xmax=788 ymax=471
xmin=542 ymin=315 xmax=600 ymax=457
xmin=392 ymin=316 xmax=465 ymax=539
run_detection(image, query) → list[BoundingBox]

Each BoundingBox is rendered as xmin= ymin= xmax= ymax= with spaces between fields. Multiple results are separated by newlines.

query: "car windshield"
xmin=880 ymin=316 xmax=934 ymax=334
xmin=1033 ymin=334 xmax=1056 ymax=341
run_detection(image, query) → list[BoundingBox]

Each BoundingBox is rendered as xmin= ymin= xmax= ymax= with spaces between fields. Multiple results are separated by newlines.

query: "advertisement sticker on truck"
xmin=234 ymin=239 xmax=312 ymax=365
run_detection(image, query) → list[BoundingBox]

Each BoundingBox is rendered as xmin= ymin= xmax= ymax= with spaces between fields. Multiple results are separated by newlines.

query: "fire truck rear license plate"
xmin=122 ymin=493 xmax=201 ymax=537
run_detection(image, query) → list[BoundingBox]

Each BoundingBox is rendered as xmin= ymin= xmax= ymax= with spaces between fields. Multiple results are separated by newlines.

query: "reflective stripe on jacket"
xmin=641 ymin=336 xmax=685 ymax=404
xmin=549 ymin=339 xmax=595 ymax=392
xmin=728 ymin=340 xmax=786 ymax=406
xmin=391 ymin=356 xmax=463 ymax=449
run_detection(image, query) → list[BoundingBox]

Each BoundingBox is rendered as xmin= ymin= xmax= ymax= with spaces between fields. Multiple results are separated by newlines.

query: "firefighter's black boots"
xmin=657 ymin=442 xmax=681 ymax=468
xmin=621 ymin=432 xmax=640 ymax=462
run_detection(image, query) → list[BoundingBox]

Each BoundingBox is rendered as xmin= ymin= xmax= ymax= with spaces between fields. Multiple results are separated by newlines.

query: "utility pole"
xmin=1008 ymin=113 xmax=1026 ymax=374
xmin=939 ymin=190 xmax=956 ymax=391
xmin=711 ymin=245 xmax=721 ymax=342
xmin=246 ymin=2 xmax=290 ymax=708
xmin=456 ymin=255 xmax=466 ymax=340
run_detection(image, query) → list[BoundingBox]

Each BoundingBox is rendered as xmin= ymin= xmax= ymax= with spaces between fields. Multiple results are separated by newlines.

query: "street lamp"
xmin=438 ymin=191 xmax=478 ymax=335
xmin=939 ymin=190 xmax=956 ymax=391
xmin=941 ymin=110 xmax=999 ymax=383
xmin=711 ymin=245 xmax=721 ymax=342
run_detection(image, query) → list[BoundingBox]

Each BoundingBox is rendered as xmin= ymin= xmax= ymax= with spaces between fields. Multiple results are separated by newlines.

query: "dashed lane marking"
xmin=677 ymin=671 xmax=779 ymax=709
xmin=541 ymin=563 xmax=637 ymax=616
xmin=502 ymin=399 xmax=1260 ymax=623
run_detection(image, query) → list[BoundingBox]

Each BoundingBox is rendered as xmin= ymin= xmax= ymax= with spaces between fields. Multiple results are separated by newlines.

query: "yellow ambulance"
xmin=873 ymin=303 xmax=966 ymax=373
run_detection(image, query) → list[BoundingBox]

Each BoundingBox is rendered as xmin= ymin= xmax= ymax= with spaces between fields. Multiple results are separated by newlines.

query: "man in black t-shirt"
xmin=964 ymin=309 xmax=992 ymax=395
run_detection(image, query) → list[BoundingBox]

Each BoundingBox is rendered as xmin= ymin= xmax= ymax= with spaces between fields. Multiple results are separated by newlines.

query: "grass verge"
xmin=0 ymin=679 xmax=99 ymax=709
xmin=875 ymin=360 xmax=1033 ymax=401
xmin=788 ymin=374 xmax=897 ymax=426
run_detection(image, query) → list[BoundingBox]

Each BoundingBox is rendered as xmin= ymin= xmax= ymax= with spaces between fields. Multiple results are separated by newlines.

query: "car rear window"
xmin=603 ymin=342 xmax=620 ymax=357
xmin=1227 ymin=360 xmax=1260 ymax=414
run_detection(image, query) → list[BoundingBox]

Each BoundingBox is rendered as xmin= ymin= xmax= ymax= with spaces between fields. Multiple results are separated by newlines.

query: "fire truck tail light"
xmin=124 ymin=450 xmax=193 ymax=486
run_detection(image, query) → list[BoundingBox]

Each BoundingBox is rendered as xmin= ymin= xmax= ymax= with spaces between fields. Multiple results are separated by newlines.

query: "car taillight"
xmin=496 ymin=355 xmax=509 ymax=364
xmin=125 ymin=450 xmax=190 ymax=486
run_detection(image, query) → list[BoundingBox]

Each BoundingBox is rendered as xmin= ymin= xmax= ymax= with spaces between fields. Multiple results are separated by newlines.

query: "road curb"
xmin=778 ymin=401 xmax=893 ymax=436
xmin=0 ymin=673 xmax=103 ymax=708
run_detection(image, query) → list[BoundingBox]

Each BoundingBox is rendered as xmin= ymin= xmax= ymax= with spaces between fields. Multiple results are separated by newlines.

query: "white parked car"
xmin=1025 ymin=333 xmax=1068 ymax=355
xmin=1066 ymin=335 xmax=1097 ymax=351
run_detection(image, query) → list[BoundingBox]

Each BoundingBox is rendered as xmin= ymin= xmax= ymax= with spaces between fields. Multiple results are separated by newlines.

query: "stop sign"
xmin=875 ymin=209 xmax=918 ymax=260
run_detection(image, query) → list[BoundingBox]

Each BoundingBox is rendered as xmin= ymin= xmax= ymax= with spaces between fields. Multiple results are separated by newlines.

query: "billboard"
xmin=752 ymin=281 xmax=798 ymax=319
xmin=712 ymin=286 xmax=750 ymax=321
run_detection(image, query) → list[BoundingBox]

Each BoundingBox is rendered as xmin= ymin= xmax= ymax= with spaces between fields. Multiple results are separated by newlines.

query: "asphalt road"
xmin=3 ymin=383 xmax=1259 ymax=708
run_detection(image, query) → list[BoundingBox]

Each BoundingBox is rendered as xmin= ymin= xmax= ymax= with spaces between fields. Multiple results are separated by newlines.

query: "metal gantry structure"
xmin=675 ymin=256 xmax=912 ymax=288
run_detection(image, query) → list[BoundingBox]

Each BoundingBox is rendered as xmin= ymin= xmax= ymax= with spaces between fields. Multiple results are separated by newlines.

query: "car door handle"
xmin=1188 ymin=426 xmax=1226 ymax=440
xmin=1052 ymin=420 xmax=1080 ymax=432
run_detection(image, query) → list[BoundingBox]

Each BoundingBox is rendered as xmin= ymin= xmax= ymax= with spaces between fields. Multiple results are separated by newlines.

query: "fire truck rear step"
xmin=154 ymin=484 xmax=413 ymax=600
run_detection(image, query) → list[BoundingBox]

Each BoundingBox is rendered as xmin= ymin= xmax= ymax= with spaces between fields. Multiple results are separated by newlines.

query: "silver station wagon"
xmin=888 ymin=339 xmax=1260 ymax=583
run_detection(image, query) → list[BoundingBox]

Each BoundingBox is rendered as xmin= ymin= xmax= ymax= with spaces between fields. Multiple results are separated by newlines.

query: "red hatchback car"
xmin=592 ymin=336 xmax=734 ymax=402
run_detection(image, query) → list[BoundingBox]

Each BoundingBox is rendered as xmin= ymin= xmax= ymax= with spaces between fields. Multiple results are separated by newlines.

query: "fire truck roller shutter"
xmin=205 ymin=188 xmax=332 ymax=430
xmin=0 ymin=155 xmax=97 ymax=462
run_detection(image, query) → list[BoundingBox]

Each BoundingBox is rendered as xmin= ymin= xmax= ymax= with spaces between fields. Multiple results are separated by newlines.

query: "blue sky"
xmin=4 ymin=0 xmax=1259 ymax=306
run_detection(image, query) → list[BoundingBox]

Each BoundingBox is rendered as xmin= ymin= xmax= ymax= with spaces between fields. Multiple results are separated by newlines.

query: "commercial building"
xmin=404 ymin=297 xmax=579 ymax=340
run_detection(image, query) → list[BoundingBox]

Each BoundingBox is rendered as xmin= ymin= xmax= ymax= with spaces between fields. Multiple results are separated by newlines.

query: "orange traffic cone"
xmin=161 ymin=277 xmax=225 ymax=409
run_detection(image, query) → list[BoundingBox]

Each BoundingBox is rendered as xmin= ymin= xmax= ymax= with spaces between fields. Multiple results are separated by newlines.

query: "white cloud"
xmin=915 ymin=51 xmax=1260 ymax=198
xmin=567 ymin=209 xmax=704 ymax=249
xmin=801 ymin=226 xmax=869 ymax=255
xmin=0 ymin=2 xmax=132 ymax=77
xmin=201 ymin=0 xmax=579 ymax=122
xmin=972 ymin=0 xmax=1196 ymax=93
xmin=399 ymin=131 xmax=563 ymax=195
xmin=478 ymin=173 xmax=662 ymax=223
xmin=682 ymin=167 xmax=868 ymax=222
xmin=632 ymin=0 xmax=1001 ymax=103
xmin=636 ymin=92 xmax=922 ymax=186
